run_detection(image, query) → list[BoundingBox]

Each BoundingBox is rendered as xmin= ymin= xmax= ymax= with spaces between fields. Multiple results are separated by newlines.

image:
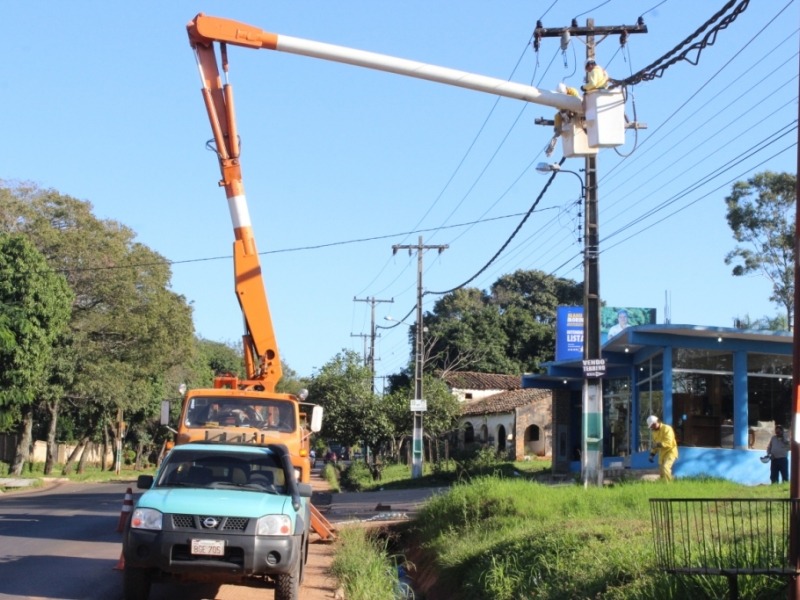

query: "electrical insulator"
xmin=533 ymin=20 xmax=543 ymax=52
xmin=560 ymin=30 xmax=571 ymax=51
xmin=619 ymin=29 xmax=628 ymax=48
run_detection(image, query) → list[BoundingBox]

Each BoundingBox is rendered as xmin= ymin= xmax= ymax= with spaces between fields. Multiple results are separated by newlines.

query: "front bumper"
xmin=124 ymin=517 xmax=302 ymax=578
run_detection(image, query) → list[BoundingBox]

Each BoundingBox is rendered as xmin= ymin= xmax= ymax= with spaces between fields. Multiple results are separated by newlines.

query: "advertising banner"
xmin=556 ymin=305 xmax=657 ymax=360
xmin=556 ymin=306 xmax=584 ymax=361
xmin=601 ymin=306 xmax=657 ymax=344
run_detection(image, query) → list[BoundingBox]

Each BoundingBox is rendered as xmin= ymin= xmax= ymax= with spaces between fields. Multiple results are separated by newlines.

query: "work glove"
xmin=648 ymin=453 xmax=656 ymax=463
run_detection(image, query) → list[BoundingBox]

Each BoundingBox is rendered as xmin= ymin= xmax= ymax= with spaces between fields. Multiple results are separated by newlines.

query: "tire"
xmin=298 ymin=533 xmax=309 ymax=584
xmin=123 ymin=566 xmax=152 ymax=600
xmin=274 ymin=554 xmax=301 ymax=600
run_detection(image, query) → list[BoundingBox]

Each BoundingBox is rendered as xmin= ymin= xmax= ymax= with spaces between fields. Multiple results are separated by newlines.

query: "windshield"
xmin=156 ymin=449 xmax=287 ymax=493
xmin=184 ymin=397 xmax=296 ymax=432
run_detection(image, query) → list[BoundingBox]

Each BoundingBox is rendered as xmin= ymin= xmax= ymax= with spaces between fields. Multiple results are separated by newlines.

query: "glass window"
xmin=748 ymin=376 xmax=792 ymax=427
xmin=748 ymin=353 xmax=792 ymax=375
xmin=674 ymin=348 xmax=732 ymax=371
xmin=184 ymin=397 xmax=296 ymax=432
xmin=638 ymin=373 xmax=663 ymax=451
xmin=604 ymin=378 xmax=631 ymax=457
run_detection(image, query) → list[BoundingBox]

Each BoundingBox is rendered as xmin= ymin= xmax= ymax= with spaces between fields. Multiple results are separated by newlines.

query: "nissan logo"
xmin=202 ymin=517 xmax=219 ymax=529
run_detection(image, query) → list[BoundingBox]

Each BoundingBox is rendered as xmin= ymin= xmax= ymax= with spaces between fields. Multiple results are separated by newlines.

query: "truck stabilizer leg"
xmin=310 ymin=503 xmax=336 ymax=541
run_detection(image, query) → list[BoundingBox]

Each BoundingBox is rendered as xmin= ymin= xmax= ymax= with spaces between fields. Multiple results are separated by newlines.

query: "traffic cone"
xmin=113 ymin=549 xmax=125 ymax=571
xmin=116 ymin=487 xmax=134 ymax=533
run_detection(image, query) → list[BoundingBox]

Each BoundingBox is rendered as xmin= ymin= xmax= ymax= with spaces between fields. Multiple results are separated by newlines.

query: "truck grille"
xmin=171 ymin=514 xmax=249 ymax=531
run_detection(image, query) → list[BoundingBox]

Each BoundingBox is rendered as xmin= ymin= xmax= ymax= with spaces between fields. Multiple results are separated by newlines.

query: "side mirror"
xmin=297 ymin=482 xmax=313 ymax=498
xmin=137 ymin=474 xmax=154 ymax=490
xmin=310 ymin=405 xmax=323 ymax=433
xmin=160 ymin=401 xmax=170 ymax=426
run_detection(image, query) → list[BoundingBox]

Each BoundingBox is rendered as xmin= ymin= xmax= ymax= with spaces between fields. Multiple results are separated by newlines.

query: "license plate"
xmin=191 ymin=539 xmax=225 ymax=556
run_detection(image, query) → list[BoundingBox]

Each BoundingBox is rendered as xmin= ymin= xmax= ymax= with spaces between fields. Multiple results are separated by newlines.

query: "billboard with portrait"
xmin=602 ymin=306 xmax=657 ymax=344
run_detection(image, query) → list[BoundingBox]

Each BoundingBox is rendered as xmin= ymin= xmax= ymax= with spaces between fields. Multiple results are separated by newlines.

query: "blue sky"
xmin=3 ymin=1 xmax=797 ymax=382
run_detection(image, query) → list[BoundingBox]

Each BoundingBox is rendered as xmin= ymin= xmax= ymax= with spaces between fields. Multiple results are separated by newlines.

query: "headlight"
xmin=130 ymin=508 xmax=163 ymax=530
xmin=256 ymin=514 xmax=292 ymax=536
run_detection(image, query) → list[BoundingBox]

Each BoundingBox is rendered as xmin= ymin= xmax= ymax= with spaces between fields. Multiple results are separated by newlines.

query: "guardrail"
xmin=650 ymin=498 xmax=800 ymax=599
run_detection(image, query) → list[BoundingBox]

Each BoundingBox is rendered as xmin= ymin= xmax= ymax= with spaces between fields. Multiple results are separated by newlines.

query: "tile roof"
xmin=442 ymin=371 xmax=522 ymax=391
xmin=460 ymin=388 xmax=551 ymax=416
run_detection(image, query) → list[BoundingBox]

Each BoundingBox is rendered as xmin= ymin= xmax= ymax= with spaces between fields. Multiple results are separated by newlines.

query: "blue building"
xmin=522 ymin=324 xmax=793 ymax=485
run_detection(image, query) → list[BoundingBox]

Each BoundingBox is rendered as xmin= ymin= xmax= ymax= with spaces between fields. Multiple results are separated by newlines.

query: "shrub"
xmin=340 ymin=460 xmax=372 ymax=491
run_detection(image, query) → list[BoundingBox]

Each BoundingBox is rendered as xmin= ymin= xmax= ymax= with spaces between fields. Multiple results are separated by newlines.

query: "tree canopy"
xmin=423 ymin=269 xmax=582 ymax=374
xmin=0 ymin=234 xmax=73 ymax=430
xmin=725 ymin=171 xmax=796 ymax=330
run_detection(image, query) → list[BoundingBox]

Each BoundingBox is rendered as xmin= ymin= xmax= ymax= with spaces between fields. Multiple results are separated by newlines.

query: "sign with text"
xmin=410 ymin=399 xmax=427 ymax=412
xmin=582 ymin=359 xmax=606 ymax=378
xmin=556 ymin=306 xmax=584 ymax=361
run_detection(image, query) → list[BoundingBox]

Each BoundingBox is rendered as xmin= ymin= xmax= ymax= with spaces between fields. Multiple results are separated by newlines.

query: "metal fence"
xmin=650 ymin=498 xmax=800 ymax=598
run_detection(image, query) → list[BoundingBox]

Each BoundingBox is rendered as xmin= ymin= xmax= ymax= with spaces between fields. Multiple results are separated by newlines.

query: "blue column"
xmin=663 ymin=349 xmax=673 ymax=424
xmin=631 ymin=362 xmax=640 ymax=453
xmin=733 ymin=350 xmax=748 ymax=450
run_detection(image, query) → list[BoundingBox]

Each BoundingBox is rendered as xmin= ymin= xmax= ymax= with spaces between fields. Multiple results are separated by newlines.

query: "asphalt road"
xmin=0 ymin=472 xmax=446 ymax=600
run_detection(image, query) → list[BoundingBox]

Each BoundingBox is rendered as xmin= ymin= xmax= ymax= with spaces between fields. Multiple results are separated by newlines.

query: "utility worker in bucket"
xmin=545 ymin=83 xmax=581 ymax=157
xmin=581 ymin=59 xmax=608 ymax=92
xmin=647 ymin=415 xmax=679 ymax=481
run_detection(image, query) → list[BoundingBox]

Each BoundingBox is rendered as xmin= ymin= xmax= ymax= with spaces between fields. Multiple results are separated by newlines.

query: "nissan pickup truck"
xmin=122 ymin=442 xmax=312 ymax=600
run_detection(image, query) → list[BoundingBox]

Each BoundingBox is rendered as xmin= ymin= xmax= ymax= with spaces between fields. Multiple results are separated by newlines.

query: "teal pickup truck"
xmin=122 ymin=442 xmax=312 ymax=600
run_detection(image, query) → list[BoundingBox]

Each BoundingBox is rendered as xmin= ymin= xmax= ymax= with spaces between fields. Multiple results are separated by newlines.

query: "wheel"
xmin=396 ymin=581 xmax=415 ymax=600
xmin=274 ymin=554 xmax=301 ymax=600
xmin=123 ymin=565 xmax=152 ymax=600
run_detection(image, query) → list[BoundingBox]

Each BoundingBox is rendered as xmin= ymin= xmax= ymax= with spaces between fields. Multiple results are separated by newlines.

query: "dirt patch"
xmin=301 ymin=472 xmax=341 ymax=599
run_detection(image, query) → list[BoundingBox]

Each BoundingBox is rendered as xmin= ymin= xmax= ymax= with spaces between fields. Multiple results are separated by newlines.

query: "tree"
xmin=424 ymin=270 xmax=583 ymax=374
xmin=725 ymin=171 xmax=796 ymax=330
xmin=0 ymin=183 xmax=195 ymax=471
xmin=0 ymin=234 xmax=73 ymax=474
xmin=307 ymin=350 xmax=376 ymax=449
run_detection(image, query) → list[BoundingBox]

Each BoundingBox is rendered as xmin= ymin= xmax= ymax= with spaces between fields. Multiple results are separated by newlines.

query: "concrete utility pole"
xmin=353 ymin=296 xmax=394 ymax=392
xmin=392 ymin=236 xmax=447 ymax=478
xmin=534 ymin=18 xmax=647 ymax=487
xmin=789 ymin=47 xmax=800 ymax=600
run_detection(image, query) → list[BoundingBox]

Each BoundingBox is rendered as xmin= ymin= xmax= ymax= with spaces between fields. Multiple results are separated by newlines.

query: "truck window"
xmin=184 ymin=397 xmax=297 ymax=432
xmin=157 ymin=449 xmax=285 ymax=489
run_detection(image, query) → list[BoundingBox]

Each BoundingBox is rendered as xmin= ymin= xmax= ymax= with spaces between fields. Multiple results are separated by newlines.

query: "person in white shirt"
xmin=608 ymin=309 xmax=629 ymax=337
xmin=766 ymin=424 xmax=790 ymax=484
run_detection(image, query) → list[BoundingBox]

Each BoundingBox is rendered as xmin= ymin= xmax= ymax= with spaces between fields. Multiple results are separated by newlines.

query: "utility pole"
xmin=789 ymin=46 xmax=800 ymax=600
xmin=350 ymin=332 xmax=370 ymax=364
xmin=392 ymin=236 xmax=447 ymax=478
xmin=534 ymin=18 xmax=647 ymax=487
xmin=353 ymin=296 xmax=394 ymax=392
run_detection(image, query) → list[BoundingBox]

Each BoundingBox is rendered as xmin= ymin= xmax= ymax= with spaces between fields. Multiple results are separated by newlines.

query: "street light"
xmin=536 ymin=163 xmax=585 ymax=197
xmin=537 ymin=160 xmax=603 ymax=487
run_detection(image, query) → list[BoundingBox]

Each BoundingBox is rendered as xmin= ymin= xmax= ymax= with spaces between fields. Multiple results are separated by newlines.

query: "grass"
xmin=330 ymin=457 xmax=793 ymax=599
xmin=411 ymin=476 xmax=792 ymax=599
xmin=322 ymin=462 xmax=341 ymax=492
xmin=329 ymin=525 xmax=403 ymax=600
xmin=341 ymin=456 xmax=553 ymax=492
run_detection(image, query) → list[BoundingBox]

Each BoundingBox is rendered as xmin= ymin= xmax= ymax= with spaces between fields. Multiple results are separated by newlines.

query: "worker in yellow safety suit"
xmin=581 ymin=59 xmax=609 ymax=92
xmin=647 ymin=415 xmax=679 ymax=481
xmin=545 ymin=83 xmax=581 ymax=157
